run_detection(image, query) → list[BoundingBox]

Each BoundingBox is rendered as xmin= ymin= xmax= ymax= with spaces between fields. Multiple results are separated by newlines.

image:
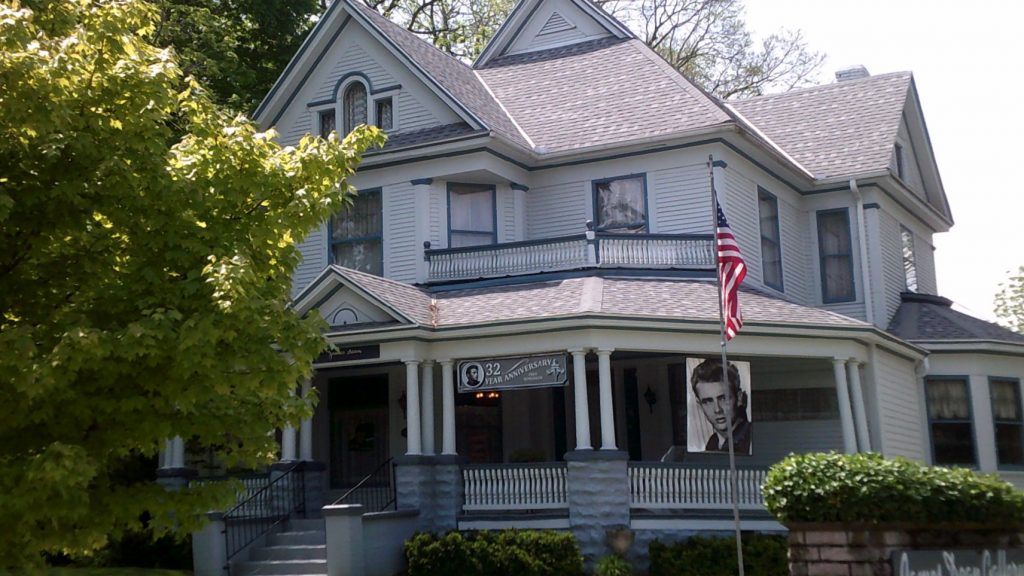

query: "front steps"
xmin=235 ymin=518 xmax=327 ymax=576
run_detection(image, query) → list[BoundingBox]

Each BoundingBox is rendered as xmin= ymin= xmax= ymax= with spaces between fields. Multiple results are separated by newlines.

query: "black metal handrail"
xmin=223 ymin=462 xmax=306 ymax=565
xmin=332 ymin=457 xmax=395 ymax=512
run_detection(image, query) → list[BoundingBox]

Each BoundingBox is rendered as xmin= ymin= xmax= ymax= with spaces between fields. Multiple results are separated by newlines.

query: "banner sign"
xmin=458 ymin=354 xmax=568 ymax=393
xmin=893 ymin=549 xmax=1024 ymax=575
xmin=686 ymin=357 xmax=752 ymax=455
xmin=314 ymin=344 xmax=381 ymax=364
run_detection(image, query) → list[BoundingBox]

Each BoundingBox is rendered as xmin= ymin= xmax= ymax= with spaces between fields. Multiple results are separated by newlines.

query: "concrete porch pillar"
xmin=565 ymin=450 xmax=630 ymax=568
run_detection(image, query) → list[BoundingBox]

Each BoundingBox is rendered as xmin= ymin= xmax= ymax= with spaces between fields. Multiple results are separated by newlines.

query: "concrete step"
xmin=286 ymin=518 xmax=325 ymax=532
xmin=251 ymin=544 xmax=327 ymax=561
xmin=237 ymin=558 xmax=327 ymax=575
xmin=266 ymin=530 xmax=326 ymax=546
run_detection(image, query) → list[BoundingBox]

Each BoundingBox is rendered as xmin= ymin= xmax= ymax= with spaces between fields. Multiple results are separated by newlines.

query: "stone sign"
xmin=894 ymin=549 xmax=1024 ymax=575
xmin=458 ymin=354 xmax=568 ymax=393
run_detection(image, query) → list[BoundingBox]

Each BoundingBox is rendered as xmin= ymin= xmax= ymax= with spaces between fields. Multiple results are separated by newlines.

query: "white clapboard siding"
xmin=722 ymin=168 xmax=762 ymax=289
xmin=916 ymin=233 xmax=937 ymax=294
xmin=896 ymin=119 xmax=926 ymax=196
xmin=650 ymin=163 xmax=712 ymax=235
xmin=396 ymin=91 xmax=440 ymax=133
xmin=429 ymin=185 xmax=443 ymax=248
xmin=500 ymin=186 xmax=517 ymax=243
xmin=878 ymin=209 xmax=905 ymax=324
xmin=292 ymin=224 xmax=328 ymax=297
xmin=384 ymin=182 xmax=418 ymax=282
xmin=279 ymin=110 xmax=313 ymax=148
xmin=526 ymin=181 xmax=588 ymax=240
xmin=312 ymin=43 xmax=397 ymax=103
xmin=875 ymin=348 xmax=925 ymax=460
xmin=777 ymin=195 xmax=812 ymax=304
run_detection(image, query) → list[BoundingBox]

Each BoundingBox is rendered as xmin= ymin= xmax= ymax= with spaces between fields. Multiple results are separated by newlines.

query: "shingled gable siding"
xmin=649 ymin=163 xmax=711 ymax=235
xmin=526 ymin=181 xmax=589 ymax=239
xmin=895 ymin=118 xmax=926 ymax=195
xmin=874 ymin=348 xmax=926 ymax=460
xmin=384 ymin=181 xmax=418 ymax=282
xmin=293 ymin=225 xmax=328 ymax=297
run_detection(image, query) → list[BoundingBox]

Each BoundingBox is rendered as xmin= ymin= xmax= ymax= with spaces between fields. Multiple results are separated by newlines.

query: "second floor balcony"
xmin=424 ymin=230 xmax=715 ymax=283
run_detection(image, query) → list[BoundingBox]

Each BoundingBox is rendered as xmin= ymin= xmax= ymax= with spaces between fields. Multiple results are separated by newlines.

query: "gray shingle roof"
xmin=887 ymin=292 xmax=1024 ymax=344
xmin=374 ymin=123 xmax=483 ymax=152
xmin=345 ymin=0 xmax=531 ymax=149
xmin=326 ymin=269 xmax=868 ymax=330
xmin=476 ymin=37 xmax=731 ymax=153
xmin=730 ymin=72 xmax=911 ymax=179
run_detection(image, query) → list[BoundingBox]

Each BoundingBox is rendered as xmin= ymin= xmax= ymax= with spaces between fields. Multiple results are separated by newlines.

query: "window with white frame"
xmin=816 ymin=209 xmax=855 ymax=303
xmin=925 ymin=377 xmax=976 ymax=466
xmin=593 ymin=175 xmax=646 ymax=233
xmin=330 ymin=189 xmax=382 ymax=275
xmin=758 ymin=187 xmax=783 ymax=291
xmin=901 ymin=225 xmax=918 ymax=292
xmin=448 ymin=183 xmax=496 ymax=248
xmin=990 ymin=378 xmax=1024 ymax=467
xmin=343 ymin=82 xmax=368 ymax=134
xmin=375 ymin=97 xmax=393 ymax=131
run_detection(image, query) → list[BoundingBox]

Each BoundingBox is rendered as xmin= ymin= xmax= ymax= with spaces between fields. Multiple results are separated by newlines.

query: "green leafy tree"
xmin=996 ymin=266 xmax=1024 ymax=334
xmin=366 ymin=0 xmax=823 ymax=99
xmin=0 ymin=0 xmax=383 ymax=567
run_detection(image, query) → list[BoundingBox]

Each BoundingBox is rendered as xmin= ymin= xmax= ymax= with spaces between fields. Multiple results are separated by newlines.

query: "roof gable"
xmin=292 ymin=266 xmax=433 ymax=328
xmin=475 ymin=0 xmax=633 ymax=68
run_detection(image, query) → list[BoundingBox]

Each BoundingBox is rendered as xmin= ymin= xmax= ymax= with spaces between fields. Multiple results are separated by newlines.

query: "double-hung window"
xmin=330 ymin=189 xmax=382 ymax=275
xmin=594 ymin=175 xmax=647 ymax=233
xmin=991 ymin=378 xmax=1024 ymax=467
xmin=901 ymin=225 xmax=918 ymax=292
xmin=816 ymin=209 xmax=855 ymax=303
xmin=758 ymin=187 xmax=783 ymax=291
xmin=925 ymin=377 xmax=976 ymax=466
xmin=448 ymin=183 xmax=496 ymax=248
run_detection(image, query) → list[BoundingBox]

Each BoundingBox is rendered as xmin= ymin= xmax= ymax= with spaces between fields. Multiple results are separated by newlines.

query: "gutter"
xmin=850 ymin=179 xmax=875 ymax=326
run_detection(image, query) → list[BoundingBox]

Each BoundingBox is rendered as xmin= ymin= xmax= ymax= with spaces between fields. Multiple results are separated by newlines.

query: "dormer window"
xmin=343 ymin=82 xmax=368 ymax=134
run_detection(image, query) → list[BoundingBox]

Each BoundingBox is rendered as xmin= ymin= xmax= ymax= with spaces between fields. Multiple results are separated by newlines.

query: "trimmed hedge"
xmin=404 ymin=530 xmax=584 ymax=576
xmin=763 ymin=452 xmax=1024 ymax=525
xmin=649 ymin=535 xmax=787 ymax=576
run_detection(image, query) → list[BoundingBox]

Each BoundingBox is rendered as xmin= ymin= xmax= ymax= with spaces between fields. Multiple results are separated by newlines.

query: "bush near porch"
xmin=648 ymin=535 xmax=788 ymax=576
xmin=404 ymin=530 xmax=584 ymax=576
xmin=762 ymin=452 xmax=1024 ymax=524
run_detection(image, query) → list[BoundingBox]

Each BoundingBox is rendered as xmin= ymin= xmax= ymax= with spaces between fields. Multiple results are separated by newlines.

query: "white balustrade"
xmin=462 ymin=464 xmax=568 ymax=511
xmin=628 ymin=465 xmax=767 ymax=510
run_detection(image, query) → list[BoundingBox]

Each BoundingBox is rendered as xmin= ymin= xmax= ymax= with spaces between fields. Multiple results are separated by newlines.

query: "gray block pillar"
xmin=192 ymin=512 xmax=227 ymax=576
xmin=565 ymin=450 xmax=631 ymax=567
xmin=394 ymin=455 xmax=463 ymax=533
xmin=301 ymin=461 xmax=327 ymax=517
xmin=430 ymin=457 xmax=463 ymax=533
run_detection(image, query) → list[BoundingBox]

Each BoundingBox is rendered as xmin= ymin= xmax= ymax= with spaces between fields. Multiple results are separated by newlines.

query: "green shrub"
xmin=648 ymin=535 xmax=787 ymax=576
xmin=596 ymin=554 xmax=632 ymax=576
xmin=763 ymin=452 xmax=1024 ymax=525
xmin=404 ymin=530 xmax=584 ymax=576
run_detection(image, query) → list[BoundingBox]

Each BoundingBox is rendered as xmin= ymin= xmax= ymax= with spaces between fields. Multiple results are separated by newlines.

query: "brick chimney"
xmin=835 ymin=65 xmax=870 ymax=82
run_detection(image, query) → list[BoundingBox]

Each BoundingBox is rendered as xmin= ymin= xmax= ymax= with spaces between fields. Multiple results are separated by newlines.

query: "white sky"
xmin=743 ymin=0 xmax=1024 ymax=322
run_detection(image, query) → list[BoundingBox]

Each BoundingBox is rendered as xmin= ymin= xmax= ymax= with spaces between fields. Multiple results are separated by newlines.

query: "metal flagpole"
xmin=708 ymin=154 xmax=745 ymax=576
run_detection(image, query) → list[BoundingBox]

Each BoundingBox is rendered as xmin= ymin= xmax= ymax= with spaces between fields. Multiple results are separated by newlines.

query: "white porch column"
xmin=281 ymin=425 xmax=297 ymax=462
xmin=299 ymin=378 xmax=313 ymax=461
xmin=570 ymin=349 xmax=592 ymax=450
xmin=404 ymin=360 xmax=422 ymax=455
xmin=597 ymin=348 xmax=616 ymax=450
xmin=846 ymin=360 xmax=871 ymax=452
xmin=171 ymin=436 xmax=186 ymax=469
xmin=832 ymin=358 xmax=857 ymax=454
xmin=420 ymin=361 xmax=436 ymax=455
xmin=440 ymin=360 xmax=457 ymax=455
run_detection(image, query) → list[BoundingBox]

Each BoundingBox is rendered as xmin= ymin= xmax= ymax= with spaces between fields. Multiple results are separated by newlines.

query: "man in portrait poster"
xmin=686 ymin=357 xmax=752 ymax=455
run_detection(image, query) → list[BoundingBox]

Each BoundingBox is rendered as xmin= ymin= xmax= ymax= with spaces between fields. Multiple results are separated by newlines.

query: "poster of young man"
xmin=686 ymin=357 xmax=752 ymax=455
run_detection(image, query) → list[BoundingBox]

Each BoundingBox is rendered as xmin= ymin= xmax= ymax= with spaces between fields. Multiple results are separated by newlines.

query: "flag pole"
xmin=708 ymin=154 xmax=745 ymax=576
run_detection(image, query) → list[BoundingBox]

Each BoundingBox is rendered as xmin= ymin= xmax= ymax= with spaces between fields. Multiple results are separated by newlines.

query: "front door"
xmin=329 ymin=374 xmax=389 ymax=489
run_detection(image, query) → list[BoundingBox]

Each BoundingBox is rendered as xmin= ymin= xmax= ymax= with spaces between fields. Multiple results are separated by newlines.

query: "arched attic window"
xmin=343 ymin=82 xmax=368 ymax=134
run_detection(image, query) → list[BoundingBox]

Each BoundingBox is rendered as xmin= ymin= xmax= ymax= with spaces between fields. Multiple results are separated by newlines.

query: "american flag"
xmin=716 ymin=198 xmax=746 ymax=341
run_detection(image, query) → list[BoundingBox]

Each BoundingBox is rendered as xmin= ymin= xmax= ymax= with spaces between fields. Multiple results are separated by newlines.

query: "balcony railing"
xmin=424 ymin=232 xmax=715 ymax=283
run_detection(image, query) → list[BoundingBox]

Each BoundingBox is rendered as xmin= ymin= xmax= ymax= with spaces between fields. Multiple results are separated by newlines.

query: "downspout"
xmin=849 ymin=179 xmax=875 ymax=326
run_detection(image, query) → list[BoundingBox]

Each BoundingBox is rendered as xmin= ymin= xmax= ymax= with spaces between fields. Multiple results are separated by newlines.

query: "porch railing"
xmin=333 ymin=457 xmax=396 ymax=512
xmin=188 ymin=471 xmax=270 ymax=502
xmin=424 ymin=232 xmax=714 ymax=282
xmin=462 ymin=463 xmax=568 ymax=511
xmin=223 ymin=463 xmax=306 ymax=565
xmin=628 ymin=463 xmax=767 ymax=510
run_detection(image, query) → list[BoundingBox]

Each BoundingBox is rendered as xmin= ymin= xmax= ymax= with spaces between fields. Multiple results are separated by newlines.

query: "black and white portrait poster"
xmin=686 ymin=357 xmax=752 ymax=455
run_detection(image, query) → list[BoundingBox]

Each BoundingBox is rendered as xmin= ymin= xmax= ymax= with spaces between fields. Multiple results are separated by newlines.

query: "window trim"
xmin=373 ymin=95 xmax=397 ymax=132
xmin=816 ymin=208 xmax=857 ymax=304
xmin=757 ymin=186 xmax=784 ymax=292
xmin=900 ymin=225 xmax=918 ymax=292
xmin=341 ymin=79 xmax=369 ymax=135
xmin=591 ymin=173 xmax=649 ymax=233
xmin=328 ymin=187 xmax=383 ymax=275
xmin=924 ymin=375 xmax=978 ymax=467
xmin=447 ymin=182 xmax=498 ymax=247
xmin=989 ymin=376 xmax=1024 ymax=470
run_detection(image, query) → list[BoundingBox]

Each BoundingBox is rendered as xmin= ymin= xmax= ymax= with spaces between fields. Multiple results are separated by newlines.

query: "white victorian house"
xmin=177 ymin=0 xmax=1024 ymax=574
